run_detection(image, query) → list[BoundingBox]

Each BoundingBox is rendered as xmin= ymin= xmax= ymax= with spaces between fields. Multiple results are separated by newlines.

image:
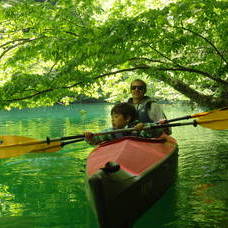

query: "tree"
xmin=0 ymin=0 xmax=227 ymax=109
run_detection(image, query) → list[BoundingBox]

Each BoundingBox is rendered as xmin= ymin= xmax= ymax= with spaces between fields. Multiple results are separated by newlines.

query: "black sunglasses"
xmin=131 ymin=85 xmax=145 ymax=91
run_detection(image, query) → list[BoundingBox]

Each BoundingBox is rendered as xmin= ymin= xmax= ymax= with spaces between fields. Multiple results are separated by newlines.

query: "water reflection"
xmin=0 ymin=184 xmax=23 ymax=217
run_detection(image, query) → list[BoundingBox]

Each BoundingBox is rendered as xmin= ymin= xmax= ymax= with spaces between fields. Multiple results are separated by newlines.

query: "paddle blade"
xmin=29 ymin=142 xmax=62 ymax=153
xmin=191 ymin=107 xmax=228 ymax=130
xmin=197 ymin=118 xmax=228 ymax=130
xmin=193 ymin=107 xmax=228 ymax=119
xmin=0 ymin=136 xmax=62 ymax=159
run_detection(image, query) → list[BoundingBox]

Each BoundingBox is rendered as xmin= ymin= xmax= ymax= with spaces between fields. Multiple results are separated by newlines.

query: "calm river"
xmin=0 ymin=104 xmax=227 ymax=228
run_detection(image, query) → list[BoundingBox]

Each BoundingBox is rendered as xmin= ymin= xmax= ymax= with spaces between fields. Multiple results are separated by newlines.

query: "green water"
xmin=0 ymin=104 xmax=227 ymax=228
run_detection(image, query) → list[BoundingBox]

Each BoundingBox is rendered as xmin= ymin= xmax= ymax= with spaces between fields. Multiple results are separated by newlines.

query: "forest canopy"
xmin=0 ymin=0 xmax=227 ymax=109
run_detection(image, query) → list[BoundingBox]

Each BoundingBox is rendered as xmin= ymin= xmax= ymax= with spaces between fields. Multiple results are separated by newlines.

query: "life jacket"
xmin=128 ymin=97 xmax=172 ymax=135
xmin=128 ymin=96 xmax=154 ymax=123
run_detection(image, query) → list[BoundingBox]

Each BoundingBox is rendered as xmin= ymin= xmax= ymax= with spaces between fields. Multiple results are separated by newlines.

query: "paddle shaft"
xmin=29 ymin=138 xmax=85 ymax=153
xmin=43 ymin=118 xmax=226 ymax=149
xmin=61 ymin=138 xmax=84 ymax=146
xmin=163 ymin=115 xmax=192 ymax=123
xmin=95 ymin=121 xmax=198 ymax=136
xmin=85 ymin=118 xmax=227 ymax=136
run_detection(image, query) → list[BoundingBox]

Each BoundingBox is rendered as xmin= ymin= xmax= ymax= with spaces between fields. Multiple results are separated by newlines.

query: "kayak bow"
xmin=86 ymin=134 xmax=178 ymax=228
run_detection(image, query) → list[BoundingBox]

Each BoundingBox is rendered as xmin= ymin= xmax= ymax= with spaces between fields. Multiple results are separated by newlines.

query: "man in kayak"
xmin=84 ymin=102 xmax=163 ymax=145
xmin=127 ymin=79 xmax=171 ymax=134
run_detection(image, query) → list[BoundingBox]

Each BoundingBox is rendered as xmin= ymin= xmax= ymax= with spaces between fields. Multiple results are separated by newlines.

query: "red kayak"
xmin=86 ymin=134 xmax=178 ymax=228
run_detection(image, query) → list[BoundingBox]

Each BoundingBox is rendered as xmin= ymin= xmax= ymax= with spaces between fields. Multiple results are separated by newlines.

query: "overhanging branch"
xmin=3 ymin=66 xmax=149 ymax=103
xmin=142 ymin=45 xmax=228 ymax=85
xmin=157 ymin=66 xmax=228 ymax=86
xmin=177 ymin=26 xmax=228 ymax=65
xmin=3 ymin=64 xmax=227 ymax=104
xmin=0 ymin=36 xmax=46 ymax=61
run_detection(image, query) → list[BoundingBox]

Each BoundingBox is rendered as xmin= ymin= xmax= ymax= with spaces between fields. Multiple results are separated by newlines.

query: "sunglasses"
xmin=131 ymin=85 xmax=145 ymax=91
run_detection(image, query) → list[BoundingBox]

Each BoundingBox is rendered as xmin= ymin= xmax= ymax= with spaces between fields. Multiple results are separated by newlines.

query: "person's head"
xmin=130 ymin=79 xmax=147 ymax=102
xmin=111 ymin=103 xmax=137 ymax=129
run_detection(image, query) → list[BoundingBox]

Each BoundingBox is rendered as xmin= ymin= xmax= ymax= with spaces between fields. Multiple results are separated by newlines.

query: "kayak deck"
xmin=87 ymin=135 xmax=177 ymax=176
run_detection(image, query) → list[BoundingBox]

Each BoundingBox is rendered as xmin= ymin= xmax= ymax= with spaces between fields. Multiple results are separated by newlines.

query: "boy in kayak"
xmin=84 ymin=102 xmax=163 ymax=145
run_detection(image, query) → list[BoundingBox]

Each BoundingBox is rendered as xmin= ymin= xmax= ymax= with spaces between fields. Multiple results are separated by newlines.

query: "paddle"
xmin=1 ymin=116 xmax=227 ymax=149
xmin=163 ymin=107 xmax=228 ymax=123
xmin=0 ymin=136 xmax=84 ymax=159
xmin=3 ymin=107 xmax=226 ymax=148
xmin=0 ymin=113 xmax=227 ymax=159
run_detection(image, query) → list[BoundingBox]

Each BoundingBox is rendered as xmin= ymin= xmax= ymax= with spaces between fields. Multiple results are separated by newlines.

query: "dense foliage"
xmin=0 ymin=0 xmax=227 ymax=109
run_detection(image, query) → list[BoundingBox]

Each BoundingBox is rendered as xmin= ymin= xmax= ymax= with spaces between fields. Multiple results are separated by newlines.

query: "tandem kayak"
xmin=86 ymin=134 xmax=178 ymax=228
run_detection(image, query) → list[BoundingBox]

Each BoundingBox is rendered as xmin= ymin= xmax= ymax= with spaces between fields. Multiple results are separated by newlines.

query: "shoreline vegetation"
xmin=0 ymin=0 xmax=227 ymax=110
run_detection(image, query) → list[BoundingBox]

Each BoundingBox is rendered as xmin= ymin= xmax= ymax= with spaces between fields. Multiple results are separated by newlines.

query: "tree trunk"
xmin=150 ymin=72 xmax=228 ymax=108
